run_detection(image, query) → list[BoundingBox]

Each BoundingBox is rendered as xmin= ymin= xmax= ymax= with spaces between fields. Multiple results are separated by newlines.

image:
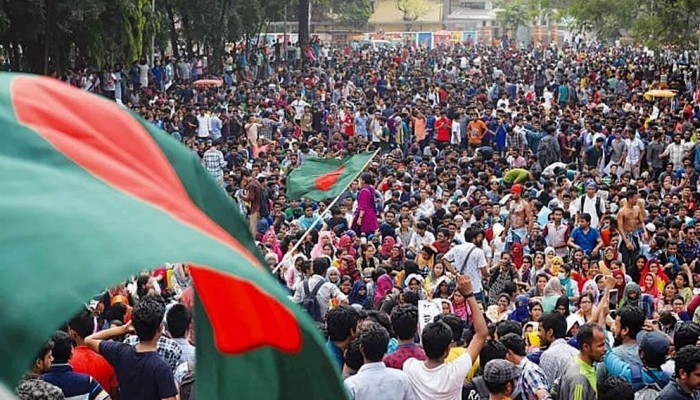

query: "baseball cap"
xmin=483 ymin=359 xmax=520 ymax=386
xmin=511 ymin=184 xmax=524 ymax=195
xmin=637 ymin=330 xmax=670 ymax=362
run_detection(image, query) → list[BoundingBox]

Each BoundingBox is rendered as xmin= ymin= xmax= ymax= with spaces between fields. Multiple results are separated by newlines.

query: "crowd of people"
xmin=15 ymin=36 xmax=700 ymax=400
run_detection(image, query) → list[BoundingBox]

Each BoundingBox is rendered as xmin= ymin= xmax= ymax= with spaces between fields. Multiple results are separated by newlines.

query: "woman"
xmin=671 ymin=296 xmax=691 ymax=321
xmin=639 ymin=259 xmax=670 ymax=292
xmin=386 ymin=244 xmax=406 ymax=272
xmin=554 ymin=295 xmax=570 ymax=317
xmin=373 ymin=274 xmax=395 ymax=307
xmin=338 ymin=275 xmax=353 ymax=296
xmin=509 ymin=294 xmax=531 ymax=324
xmin=337 ymin=233 xmax=357 ymax=258
xmin=597 ymin=246 xmax=619 ymax=275
xmin=573 ymin=257 xmax=593 ymax=293
xmin=544 ymin=247 xmax=556 ymax=271
xmin=352 ymin=173 xmax=379 ymax=235
xmin=311 ymin=230 xmax=336 ymax=259
xmin=338 ymin=255 xmax=360 ymax=282
xmin=424 ymin=262 xmax=450 ymax=291
xmin=529 ymin=299 xmax=543 ymax=322
xmin=572 ymin=292 xmax=595 ymax=323
xmin=641 ymin=272 xmax=661 ymax=299
xmin=348 ymin=281 xmax=370 ymax=309
xmin=520 ymin=255 xmax=534 ymax=288
xmin=285 ymin=254 xmax=307 ymax=289
xmin=486 ymin=294 xmax=512 ymax=323
xmin=581 ymin=279 xmax=600 ymax=305
xmin=416 ymin=244 xmax=437 ymax=275
xmin=527 ymin=272 xmax=548 ymax=298
xmin=542 ymin=277 xmax=564 ymax=313
xmin=657 ymin=281 xmax=678 ymax=313
xmin=431 ymin=276 xmax=452 ymax=300
xmin=356 ymin=243 xmax=380 ymax=271
xmin=452 ymin=290 xmax=472 ymax=322
xmin=326 ymin=266 xmax=341 ymax=286
xmin=675 ymin=270 xmax=693 ymax=304
xmin=529 ymin=252 xmax=547 ymax=287
xmin=404 ymin=273 xmax=427 ymax=300
xmin=173 ymin=263 xmax=192 ymax=291
xmin=378 ymin=236 xmax=396 ymax=261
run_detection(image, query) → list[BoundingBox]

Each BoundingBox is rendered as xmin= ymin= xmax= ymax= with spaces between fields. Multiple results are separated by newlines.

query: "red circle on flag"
xmin=314 ymin=165 xmax=345 ymax=191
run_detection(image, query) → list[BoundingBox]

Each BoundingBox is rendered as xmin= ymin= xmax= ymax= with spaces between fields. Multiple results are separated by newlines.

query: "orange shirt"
xmin=70 ymin=345 xmax=119 ymax=392
xmin=467 ymin=119 xmax=486 ymax=144
xmin=413 ymin=117 xmax=427 ymax=141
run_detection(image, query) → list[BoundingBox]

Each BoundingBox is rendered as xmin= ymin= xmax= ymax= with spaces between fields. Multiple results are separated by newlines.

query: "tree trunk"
xmin=181 ymin=12 xmax=194 ymax=58
xmin=166 ymin=0 xmax=180 ymax=59
xmin=298 ymin=0 xmax=310 ymax=47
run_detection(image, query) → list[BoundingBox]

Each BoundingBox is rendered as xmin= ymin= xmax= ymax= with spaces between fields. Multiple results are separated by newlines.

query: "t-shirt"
xmin=70 ymin=345 xmax=119 ymax=393
xmin=570 ymin=226 xmax=600 ymax=256
xmin=99 ymin=340 xmax=177 ymax=400
xmin=404 ymin=352 xmax=473 ymax=400
xmin=444 ymin=243 xmax=487 ymax=293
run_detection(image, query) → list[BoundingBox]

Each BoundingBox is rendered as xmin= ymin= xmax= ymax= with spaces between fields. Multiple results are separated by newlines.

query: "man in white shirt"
xmin=290 ymin=97 xmax=309 ymax=122
xmin=442 ymin=227 xmax=488 ymax=303
xmin=344 ymin=323 xmax=414 ymax=400
xmin=623 ymin=129 xmax=645 ymax=179
xmin=196 ymin=108 xmax=211 ymax=139
xmin=407 ymin=221 xmax=435 ymax=256
xmin=574 ymin=182 xmax=606 ymax=228
xmin=404 ymin=275 xmax=488 ymax=400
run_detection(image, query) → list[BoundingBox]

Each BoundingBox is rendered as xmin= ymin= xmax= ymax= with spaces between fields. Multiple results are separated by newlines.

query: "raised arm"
xmin=459 ymin=275 xmax=488 ymax=362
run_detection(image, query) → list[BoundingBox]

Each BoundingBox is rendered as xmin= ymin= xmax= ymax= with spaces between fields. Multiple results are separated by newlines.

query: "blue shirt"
xmin=326 ymin=340 xmax=344 ymax=372
xmin=570 ymin=226 xmax=600 ymax=256
xmin=42 ymin=363 xmax=105 ymax=400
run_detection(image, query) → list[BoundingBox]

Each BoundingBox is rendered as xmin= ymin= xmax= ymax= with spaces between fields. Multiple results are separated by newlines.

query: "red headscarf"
xmin=612 ymin=269 xmax=626 ymax=294
xmin=640 ymin=272 xmax=661 ymax=298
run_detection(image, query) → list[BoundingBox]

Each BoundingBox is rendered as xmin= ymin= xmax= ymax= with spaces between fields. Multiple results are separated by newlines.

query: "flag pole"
xmin=271 ymin=148 xmax=380 ymax=276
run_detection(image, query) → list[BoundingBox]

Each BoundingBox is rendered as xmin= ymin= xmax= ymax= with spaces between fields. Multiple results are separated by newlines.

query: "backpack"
xmin=301 ymin=279 xmax=325 ymax=323
xmin=537 ymin=135 xmax=559 ymax=166
xmin=579 ymin=195 xmax=602 ymax=219
xmin=179 ymin=362 xmax=195 ymax=400
xmin=259 ymin=187 xmax=270 ymax=218
xmin=631 ymin=364 xmax=670 ymax=400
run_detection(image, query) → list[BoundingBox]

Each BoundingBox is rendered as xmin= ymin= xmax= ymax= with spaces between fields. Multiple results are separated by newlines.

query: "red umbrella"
xmin=193 ymin=79 xmax=223 ymax=87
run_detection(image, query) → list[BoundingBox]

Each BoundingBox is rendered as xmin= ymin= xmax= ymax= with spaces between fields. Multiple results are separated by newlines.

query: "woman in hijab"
xmin=509 ymin=294 xmax=531 ymax=324
xmin=431 ymin=276 xmax=452 ymax=300
xmin=352 ymin=173 xmax=379 ymax=235
xmin=373 ymin=274 xmax=395 ymax=307
xmin=612 ymin=269 xmax=627 ymax=295
xmin=554 ymin=295 xmax=570 ymax=317
xmin=348 ymin=281 xmax=370 ymax=309
xmin=451 ymin=289 xmax=472 ymax=323
xmin=404 ymin=273 xmax=427 ymax=300
xmin=378 ymin=236 xmax=396 ymax=260
xmin=640 ymin=272 xmax=661 ymax=299
xmin=386 ymin=244 xmax=406 ymax=272
xmin=581 ymin=279 xmax=600 ymax=305
xmin=311 ymin=230 xmax=336 ymax=259
xmin=339 ymin=255 xmax=360 ymax=282
xmin=639 ymin=259 xmax=669 ymax=293
xmin=325 ymin=266 xmax=341 ymax=286
xmin=542 ymin=277 xmax=564 ymax=313
xmin=337 ymin=233 xmax=357 ymax=258
xmin=285 ymin=254 xmax=307 ymax=289
xmin=262 ymin=228 xmax=283 ymax=262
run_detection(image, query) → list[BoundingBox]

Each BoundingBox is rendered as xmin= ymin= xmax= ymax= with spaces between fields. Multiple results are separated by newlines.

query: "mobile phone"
xmin=609 ymin=289 xmax=618 ymax=311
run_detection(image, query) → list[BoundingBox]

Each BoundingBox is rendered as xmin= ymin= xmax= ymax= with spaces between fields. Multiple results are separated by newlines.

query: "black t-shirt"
xmin=585 ymin=146 xmax=603 ymax=168
xmin=326 ymin=216 xmax=348 ymax=234
xmin=99 ymin=340 xmax=177 ymax=400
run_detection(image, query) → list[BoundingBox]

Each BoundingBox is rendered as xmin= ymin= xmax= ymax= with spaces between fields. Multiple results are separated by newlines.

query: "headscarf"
xmin=640 ymin=272 xmax=661 ymax=298
xmin=544 ymin=277 xmax=564 ymax=297
xmin=509 ymin=294 xmax=531 ymax=324
xmin=555 ymin=295 xmax=570 ymax=317
xmin=374 ymin=274 xmax=395 ymax=305
xmin=262 ymin=228 xmax=283 ymax=261
xmin=390 ymin=244 xmax=406 ymax=269
xmin=431 ymin=275 xmax=452 ymax=299
xmin=620 ymin=282 xmax=642 ymax=308
xmin=311 ymin=230 xmax=335 ymax=259
xmin=340 ymin=255 xmax=360 ymax=281
xmin=348 ymin=281 xmax=368 ymax=306
xmin=325 ymin=266 xmax=341 ymax=286
xmin=379 ymin=236 xmax=396 ymax=258
xmin=581 ymin=280 xmax=600 ymax=304
xmin=612 ymin=269 xmax=626 ymax=294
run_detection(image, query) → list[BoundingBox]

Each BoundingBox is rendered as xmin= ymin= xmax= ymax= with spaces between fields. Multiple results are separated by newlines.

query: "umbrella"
xmin=643 ymin=89 xmax=677 ymax=101
xmin=193 ymin=79 xmax=223 ymax=87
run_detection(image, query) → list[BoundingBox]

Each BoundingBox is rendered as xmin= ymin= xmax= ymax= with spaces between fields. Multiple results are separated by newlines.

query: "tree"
xmin=396 ymin=0 xmax=432 ymax=21
xmin=331 ymin=0 xmax=373 ymax=29
xmin=495 ymin=0 xmax=533 ymax=38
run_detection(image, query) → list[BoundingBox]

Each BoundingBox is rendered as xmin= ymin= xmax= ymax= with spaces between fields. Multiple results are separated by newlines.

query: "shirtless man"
xmin=244 ymin=115 xmax=262 ymax=156
xmin=505 ymin=184 xmax=534 ymax=249
xmin=617 ymin=189 xmax=648 ymax=280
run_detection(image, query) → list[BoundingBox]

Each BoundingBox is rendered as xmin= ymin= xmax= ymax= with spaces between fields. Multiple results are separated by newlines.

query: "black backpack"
xmin=301 ymin=280 xmax=325 ymax=323
xmin=579 ymin=195 xmax=602 ymax=219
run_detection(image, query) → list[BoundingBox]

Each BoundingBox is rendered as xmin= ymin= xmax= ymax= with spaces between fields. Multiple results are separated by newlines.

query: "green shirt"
xmin=503 ymin=169 xmax=530 ymax=184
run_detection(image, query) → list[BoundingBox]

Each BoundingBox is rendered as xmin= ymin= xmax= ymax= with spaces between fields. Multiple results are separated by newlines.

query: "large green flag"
xmin=0 ymin=73 xmax=346 ymax=399
xmin=286 ymin=152 xmax=376 ymax=201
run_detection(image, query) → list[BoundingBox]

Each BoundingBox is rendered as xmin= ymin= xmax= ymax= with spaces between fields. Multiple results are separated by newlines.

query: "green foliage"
xmin=396 ymin=0 xmax=432 ymax=21
xmin=495 ymin=0 xmax=534 ymax=37
xmin=331 ymin=0 xmax=373 ymax=28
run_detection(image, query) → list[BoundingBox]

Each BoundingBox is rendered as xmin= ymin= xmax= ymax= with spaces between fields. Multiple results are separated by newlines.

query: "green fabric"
xmin=0 ymin=74 xmax=346 ymax=399
xmin=503 ymin=168 xmax=530 ymax=184
xmin=286 ymin=152 xmax=375 ymax=201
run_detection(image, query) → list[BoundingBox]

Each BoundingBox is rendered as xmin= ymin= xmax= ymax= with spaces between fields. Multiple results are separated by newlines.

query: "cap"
xmin=637 ymin=331 xmax=670 ymax=361
xmin=511 ymin=184 xmax=524 ymax=195
xmin=483 ymin=360 xmax=520 ymax=386
xmin=645 ymin=223 xmax=656 ymax=233
xmin=493 ymin=223 xmax=506 ymax=238
xmin=586 ymin=181 xmax=597 ymax=190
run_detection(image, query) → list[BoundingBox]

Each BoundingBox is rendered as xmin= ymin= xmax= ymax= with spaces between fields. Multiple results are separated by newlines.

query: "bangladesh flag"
xmin=0 ymin=74 xmax=346 ymax=399
xmin=286 ymin=151 xmax=377 ymax=201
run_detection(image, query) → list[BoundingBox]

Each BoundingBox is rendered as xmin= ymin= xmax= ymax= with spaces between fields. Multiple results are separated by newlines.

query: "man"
xmin=505 ymin=183 xmax=534 ymax=249
xmin=408 ymin=221 xmax=435 ymax=256
xmin=568 ymin=213 xmax=603 ymax=258
xmin=538 ymin=311 xmax=579 ymax=386
xmin=242 ymin=169 xmax=263 ymax=236
xmin=501 ymin=333 xmax=551 ymax=400
xmin=68 ymin=310 xmax=118 ymax=397
xmin=292 ymin=258 xmax=348 ymax=323
xmin=196 ymin=107 xmax=211 ymax=139
xmin=325 ymin=305 xmax=359 ymax=373
xmin=598 ymin=377 xmax=634 ymax=400
xmin=404 ymin=275 xmax=488 ymax=400
xmin=623 ymin=128 xmax=645 ymax=178
xmin=345 ymin=322 xmax=414 ymax=400
xmin=585 ymin=137 xmax=605 ymax=171
xmin=660 ymin=133 xmax=685 ymax=171
xmin=202 ymin=140 xmax=227 ymax=184
xmin=442 ymin=228 xmax=488 ymax=304
xmin=646 ymin=132 xmax=667 ymax=180
xmin=575 ymin=182 xmax=606 ymax=228
xmin=542 ymin=207 xmax=570 ymax=257
xmin=182 ymin=108 xmax=199 ymax=138
xmin=604 ymin=306 xmax=646 ymax=377
xmin=86 ymin=296 xmax=178 ymax=400
xmin=657 ymin=345 xmax=700 ymax=399
xmin=662 ymin=321 xmax=700 ymax=375
xmin=16 ymin=340 xmax=65 ymax=400
xmin=435 ymin=110 xmax=452 ymax=148
xmin=483 ymin=359 xmax=526 ymax=400
xmin=166 ymin=304 xmax=195 ymax=370
xmin=617 ymin=189 xmax=647 ymax=280
xmin=602 ymin=330 xmax=671 ymax=391
xmin=557 ymin=323 xmax=607 ymax=400
xmin=384 ymin=304 xmax=426 ymax=369
xmin=42 ymin=331 xmax=109 ymax=400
